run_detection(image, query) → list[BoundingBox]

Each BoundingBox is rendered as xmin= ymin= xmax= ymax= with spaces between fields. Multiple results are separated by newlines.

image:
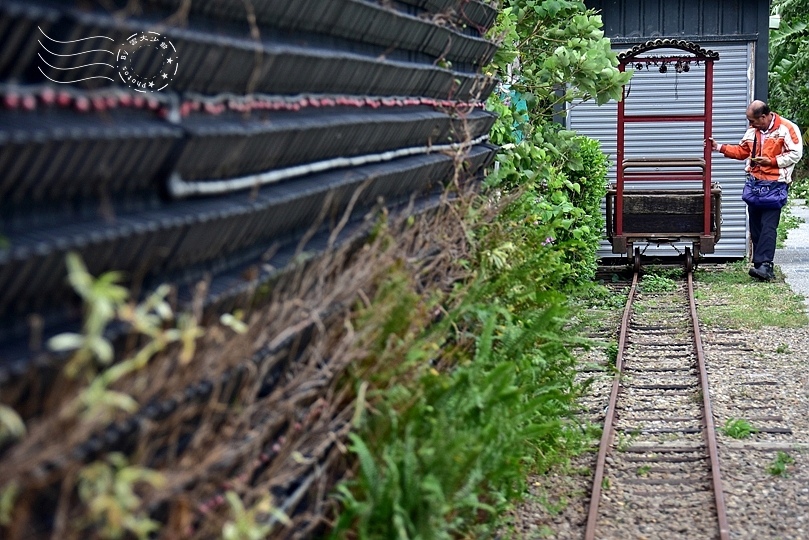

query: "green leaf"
xmin=348 ymin=434 xmax=380 ymax=500
xmin=220 ymin=313 xmax=248 ymax=334
xmin=0 ymin=405 xmax=25 ymax=443
xmin=88 ymin=335 xmax=115 ymax=364
xmin=0 ymin=481 xmax=19 ymax=526
xmin=47 ymin=332 xmax=85 ymax=352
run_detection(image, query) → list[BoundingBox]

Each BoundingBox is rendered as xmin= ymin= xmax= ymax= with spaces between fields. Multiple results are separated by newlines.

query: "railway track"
xmin=585 ymin=269 xmax=730 ymax=540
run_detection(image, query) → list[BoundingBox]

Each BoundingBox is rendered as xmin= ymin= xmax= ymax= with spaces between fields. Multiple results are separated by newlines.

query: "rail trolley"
xmin=606 ymin=40 xmax=721 ymax=272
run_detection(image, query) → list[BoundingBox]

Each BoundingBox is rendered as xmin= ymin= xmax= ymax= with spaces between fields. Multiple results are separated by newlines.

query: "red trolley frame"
xmin=607 ymin=39 xmax=721 ymax=269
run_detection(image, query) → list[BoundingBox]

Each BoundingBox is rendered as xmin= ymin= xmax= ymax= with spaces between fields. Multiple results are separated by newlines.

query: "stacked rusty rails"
xmin=172 ymin=107 xmax=497 ymax=184
xmin=0 ymin=144 xmax=497 ymax=387
xmin=145 ymin=0 xmax=499 ymax=69
xmin=585 ymin=272 xmax=730 ymax=540
xmin=6 ymin=2 xmax=496 ymax=99
xmin=0 ymin=0 xmax=499 ymax=364
xmin=0 ymin=106 xmax=182 ymax=216
xmin=0 ymin=0 xmax=499 ymax=536
xmin=398 ymin=0 xmax=499 ymax=34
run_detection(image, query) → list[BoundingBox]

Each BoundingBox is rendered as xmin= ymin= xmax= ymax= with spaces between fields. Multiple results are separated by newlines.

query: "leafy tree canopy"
xmin=770 ymin=0 xmax=809 ymax=139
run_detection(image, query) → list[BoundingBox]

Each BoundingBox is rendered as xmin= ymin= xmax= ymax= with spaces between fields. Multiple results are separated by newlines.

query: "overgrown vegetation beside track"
xmin=0 ymin=2 xmax=630 ymax=539
xmin=328 ymin=1 xmax=629 ymax=537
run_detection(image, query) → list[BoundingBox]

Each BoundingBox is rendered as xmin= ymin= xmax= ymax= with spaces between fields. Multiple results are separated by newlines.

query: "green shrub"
xmin=721 ymin=418 xmax=756 ymax=439
xmin=558 ymin=135 xmax=609 ymax=283
xmin=331 ymin=289 xmax=582 ymax=539
xmin=640 ymin=274 xmax=677 ymax=293
xmin=767 ymin=451 xmax=795 ymax=476
xmin=328 ymin=1 xmax=626 ymax=537
xmin=329 ymin=129 xmax=612 ymax=537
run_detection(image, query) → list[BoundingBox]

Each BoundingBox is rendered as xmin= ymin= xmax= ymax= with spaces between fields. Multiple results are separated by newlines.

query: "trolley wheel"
xmin=685 ymin=247 xmax=693 ymax=274
xmin=633 ymin=247 xmax=641 ymax=274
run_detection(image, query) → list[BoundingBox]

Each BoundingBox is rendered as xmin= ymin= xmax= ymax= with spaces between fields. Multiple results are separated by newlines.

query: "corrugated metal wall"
xmin=586 ymin=0 xmax=768 ymax=100
xmin=589 ymin=0 xmax=758 ymax=38
xmin=568 ymin=41 xmax=752 ymax=259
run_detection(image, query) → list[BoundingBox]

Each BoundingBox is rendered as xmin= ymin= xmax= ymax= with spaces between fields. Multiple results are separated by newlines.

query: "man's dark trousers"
xmin=748 ymin=204 xmax=782 ymax=265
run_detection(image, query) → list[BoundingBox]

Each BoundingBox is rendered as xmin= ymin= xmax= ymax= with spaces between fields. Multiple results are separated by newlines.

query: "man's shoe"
xmin=749 ymin=262 xmax=774 ymax=281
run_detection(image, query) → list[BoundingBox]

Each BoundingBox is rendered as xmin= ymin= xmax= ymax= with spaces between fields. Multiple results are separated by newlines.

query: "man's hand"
xmin=706 ymin=138 xmax=719 ymax=151
xmin=751 ymin=156 xmax=773 ymax=166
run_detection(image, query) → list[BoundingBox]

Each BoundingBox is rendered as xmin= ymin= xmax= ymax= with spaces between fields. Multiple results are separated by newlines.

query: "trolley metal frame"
xmin=607 ymin=39 xmax=721 ymax=270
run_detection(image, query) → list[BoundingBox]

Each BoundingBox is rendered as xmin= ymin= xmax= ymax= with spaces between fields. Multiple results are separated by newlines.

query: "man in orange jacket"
xmin=709 ymin=100 xmax=803 ymax=281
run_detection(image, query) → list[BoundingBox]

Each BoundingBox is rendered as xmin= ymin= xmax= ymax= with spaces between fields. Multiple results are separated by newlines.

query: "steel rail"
xmin=584 ymin=270 xmax=730 ymax=540
xmin=584 ymin=270 xmax=638 ymax=540
xmin=687 ymin=271 xmax=730 ymax=540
